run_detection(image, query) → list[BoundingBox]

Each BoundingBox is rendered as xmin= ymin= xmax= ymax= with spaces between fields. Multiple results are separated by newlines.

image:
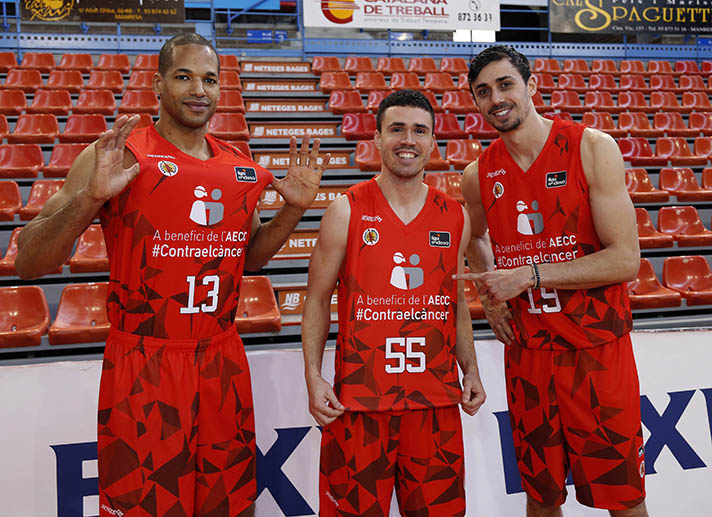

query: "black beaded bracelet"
xmin=530 ymin=262 xmax=540 ymax=290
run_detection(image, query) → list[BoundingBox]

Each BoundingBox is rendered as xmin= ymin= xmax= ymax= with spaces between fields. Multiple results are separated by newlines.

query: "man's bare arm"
xmin=302 ymin=195 xmax=349 ymax=426
xmin=16 ymin=115 xmax=140 ymax=279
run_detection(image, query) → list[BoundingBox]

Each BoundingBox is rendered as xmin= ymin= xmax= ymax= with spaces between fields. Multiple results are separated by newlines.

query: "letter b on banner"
xmin=51 ymin=442 xmax=98 ymax=517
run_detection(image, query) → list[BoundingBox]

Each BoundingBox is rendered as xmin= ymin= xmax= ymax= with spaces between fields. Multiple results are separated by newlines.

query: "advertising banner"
xmin=303 ymin=0 xmax=500 ymax=31
xmin=22 ymin=0 xmax=184 ymax=23
xmin=550 ymin=0 xmax=712 ymax=34
xmin=0 ymin=330 xmax=710 ymax=516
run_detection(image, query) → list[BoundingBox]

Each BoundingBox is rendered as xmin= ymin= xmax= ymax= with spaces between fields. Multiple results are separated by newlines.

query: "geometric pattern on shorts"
xmin=319 ymin=407 xmax=465 ymax=517
xmin=505 ymin=337 xmax=645 ymax=510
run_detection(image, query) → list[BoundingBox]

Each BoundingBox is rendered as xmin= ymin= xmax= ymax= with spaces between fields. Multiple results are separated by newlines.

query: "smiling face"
xmin=470 ymin=58 xmax=536 ymax=133
xmin=153 ymin=43 xmax=220 ymax=130
xmin=375 ymin=105 xmax=434 ymax=180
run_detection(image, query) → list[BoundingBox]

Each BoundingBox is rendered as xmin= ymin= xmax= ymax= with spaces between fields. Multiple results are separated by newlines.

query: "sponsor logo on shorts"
xmin=493 ymin=182 xmax=504 ymax=199
xmin=157 ymin=160 xmax=178 ymax=177
xmin=429 ymin=231 xmax=451 ymax=248
xmin=235 ymin=166 xmax=257 ymax=182
xmin=363 ymin=228 xmax=379 ymax=246
xmin=325 ymin=491 xmax=340 ymax=507
xmin=101 ymin=504 xmax=125 ymax=516
xmin=545 ymin=170 xmax=567 ymax=188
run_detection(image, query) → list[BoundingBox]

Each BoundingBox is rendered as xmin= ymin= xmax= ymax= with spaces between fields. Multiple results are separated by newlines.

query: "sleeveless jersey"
xmin=335 ymin=178 xmax=464 ymax=412
xmin=478 ymin=119 xmax=632 ymax=351
xmin=100 ymin=125 xmax=273 ymax=339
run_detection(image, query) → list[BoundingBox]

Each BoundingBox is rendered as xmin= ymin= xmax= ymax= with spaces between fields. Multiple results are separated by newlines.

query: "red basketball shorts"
xmin=97 ymin=326 xmax=256 ymax=517
xmin=319 ymin=406 xmax=465 ymax=517
xmin=505 ymin=334 xmax=645 ymax=510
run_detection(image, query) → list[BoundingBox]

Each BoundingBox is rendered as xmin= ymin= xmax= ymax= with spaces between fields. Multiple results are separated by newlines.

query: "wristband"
xmin=530 ymin=262 xmax=540 ymax=290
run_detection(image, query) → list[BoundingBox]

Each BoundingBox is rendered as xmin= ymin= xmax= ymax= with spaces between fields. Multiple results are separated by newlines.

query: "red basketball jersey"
xmin=478 ymin=119 xmax=632 ymax=350
xmin=335 ymin=179 xmax=464 ymax=412
xmin=100 ymin=125 xmax=272 ymax=339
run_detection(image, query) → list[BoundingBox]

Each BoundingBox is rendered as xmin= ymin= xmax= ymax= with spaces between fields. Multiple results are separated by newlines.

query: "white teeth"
xmin=397 ymin=152 xmax=416 ymax=159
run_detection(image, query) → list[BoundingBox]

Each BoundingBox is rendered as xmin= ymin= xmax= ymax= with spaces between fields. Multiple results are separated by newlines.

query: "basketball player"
xmin=302 ymin=90 xmax=486 ymax=516
xmin=457 ymin=45 xmax=647 ymax=516
xmin=16 ymin=33 xmax=330 ymax=517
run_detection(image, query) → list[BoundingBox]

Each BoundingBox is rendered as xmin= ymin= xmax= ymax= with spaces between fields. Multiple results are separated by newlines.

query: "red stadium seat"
xmin=18 ymin=179 xmax=64 ymax=220
xmin=675 ymin=60 xmax=702 ymax=75
xmin=703 ymin=61 xmax=712 ymax=74
xmin=663 ymin=255 xmax=712 ymax=305
xmin=425 ymin=145 xmax=449 ymax=171
xmin=219 ymin=54 xmax=240 ymax=72
xmin=588 ymin=74 xmax=618 ymax=92
xmin=0 ymin=227 xmax=21 ymax=275
xmin=46 ymin=70 xmax=84 ymax=93
xmin=311 ymin=56 xmax=341 ymax=75
xmin=627 ymin=259 xmax=681 ymax=309
xmin=219 ymin=70 xmax=242 ymax=90
xmin=464 ymin=112 xmax=497 ymax=139
xmin=457 ymin=73 xmax=469 ymax=90
xmin=69 ymin=224 xmax=108 ymax=272
xmin=58 ymin=53 xmax=93 ymax=73
xmin=43 ymin=143 xmax=88 ymax=177
xmin=328 ymin=90 xmax=366 ymax=114
xmin=0 ymin=89 xmax=25 ymax=116
xmin=682 ymin=92 xmax=712 ymax=112
xmin=658 ymin=206 xmax=712 ymax=246
xmin=354 ymin=140 xmax=381 ymax=171
xmin=533 ymin=58 xmax=561 ymax=75
xmin=376 ymin=57 xmax=405 ymax=75
xmin=366 ymin=90 xmax=393 ymax=113
xmin=618 ymin=74 xmax=651 ymax=93
xmin=408 ymin=57 xmax=438 ymax=75
xmin=650 ymin=91 xmax=688 ymax=113
xmin=0 ymin=286 xmax=50 ymax=347
xmin=696 ymin=137 xmax=712 ymax=158
xmin=4 ymin=69 xmax=43 ymax=92
xmin=319 ymin=71 xmax=352 ymax=92
xmin=344 ymin=56 xmax=373 ymax=75
xmin=216 ymin=89 xmax=245 ymax=113
xmin=549 ymin=90 xmax=586 ymax=113
xmin=235 ymin=276 xmax=282 ymax=334
xmin=74 ymin=89 xmax=116 ymax=115
xmin=635 ymin=208 xmax=674 ymax=248
xmin=435 ymin=113 xmax=467 ymax=139
xmin=118 ymin=90 xmax=159 ymax=115
xmin=0 ymin=181 xmax=21 ymax=220
xmin=446 ymin=139 xmax=482 ymax=169
xmin=0 ymin=144 xmax=44 ymax=177
xmin=0 ymin=113 xmax=7 ymax=140
xmin=617 ymin=91 xmax=654 ymax=113
xmin=424 ymin=172 xmax=463 ymax=201
xmin=648 ymin=60 xmax=676 ymax=76
xmin=441 ymin=90 xmax=477 ymax=114
xmin=19 ymin=52 xmax=55 ymax=73
xmin=132 ymin=54 xmax=158 ymax=71
xmin=582 ymin=112 xmax=625 ymax=138
xmin=655 ymin=137 xmax=707 ymax=166
xmin=95 ymin=53 xmax=130 ymax=74
xmin=591 ymin=59 xmax=619 ymax=75
xmin=341 ymin=112 xmax=376 ymax=140
xmin=678 ymin=75 xmax=709 ymax=92
xmin=618 ymin=112 xmax=662 ymax=138
xmin=584 ymin=91 xmax=618 ymax=113
xmin=8 ymin=113 xmax=59 ymax=144
xmin=625 ymin=168 xmax=670 ymax=202
xmin=87 ymin=70 xmax=124 ymax=93
xmin=649 ymin=75 xmax=682 ymax=92
xmin=59 ymin=114 xmax=107 ymax=143
xmin=354 ymin=72 xmax=389 ymax=92
xmin=423 ymin=72 xmax=456 ymax=92
xmin=0 ymin=51 xmax=17 ymax=73
xmin=653 ymin=112 xmax=697 ymax=137
xmin=49 ymin=282 xmax=110 ymax=345
xmin=440 ymin=57 xmax=468 ymax=74
xmin=126 ymin=70 xmax=154 ymax=90
xmin=462 ymin=279 xmax=485 ymax=319
xmin=689 ymin=112 xmax=712 ymax=135
xmin=532 ymin=73 xmax=556 ymax=94
xmin=703 ymin=167 xmax=712 ymax=188
xmin=659 ymin=167 xmax=712 ymax=201
xmin=421 ymin=90 xmax=443 ymax=113
xmin=532 ymin=91 xmax=546 ymax=112
xmin=26 ymin=89 xmax=72 ymax=115
xmin=390 ymin=72 xmax=422 ymax=90
xmin=620 ymin=60 xmax=647 ymax=75
xmin=562 ymin=59 xmax=590 ymax=75
xmin=207 ymin=112 xmax=249 ymax=140
xmin=618 ymin=137 xmax=667 ymax=166
xmin=557 ymin=73 xmax=587 ymax=92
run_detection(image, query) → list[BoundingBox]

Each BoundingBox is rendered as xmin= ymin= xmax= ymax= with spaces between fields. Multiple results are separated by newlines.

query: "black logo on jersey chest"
xmin=235 ymin=166 xmax=257 ymax=182
xmin=546 ymin=170 xmax=567 ymax=188
xmin=429 ymin=231 xmax=451 ymax=248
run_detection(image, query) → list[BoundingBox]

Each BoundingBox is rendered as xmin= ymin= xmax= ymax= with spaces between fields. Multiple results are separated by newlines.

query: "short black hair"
xmin=376 ymin=89 xmax=434 ymax=133
xmin=468 ymin=45 xmax=531 ymax=88
xmin=158 ymin=32 xmax=220 ymax=77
